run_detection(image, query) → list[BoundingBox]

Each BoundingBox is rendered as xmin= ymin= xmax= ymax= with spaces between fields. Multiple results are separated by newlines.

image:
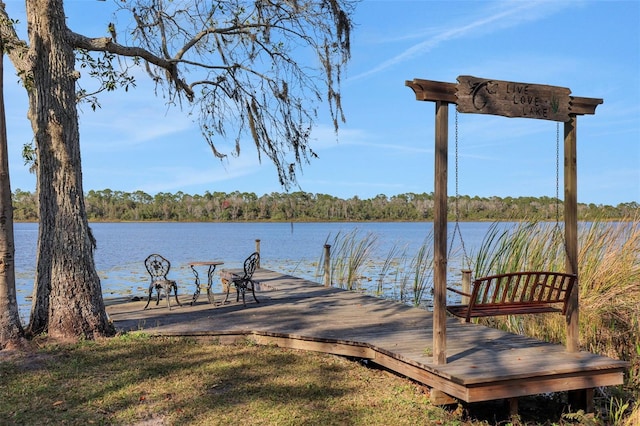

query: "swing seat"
xmin=446 ymin=271 xmax=577 ymax=322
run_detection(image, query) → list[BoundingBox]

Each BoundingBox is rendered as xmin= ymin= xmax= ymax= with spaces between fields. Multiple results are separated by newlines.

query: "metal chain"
xmin=455 ymin=110 xmax=460 ymax=217
xmin=555 ymin=122 xmax=560 ymax=225
xmin=449 ymin=110 xmax=470 ymax=268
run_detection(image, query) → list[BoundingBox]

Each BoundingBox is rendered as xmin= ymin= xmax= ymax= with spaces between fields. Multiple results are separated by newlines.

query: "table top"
xmin=188 ymin=261 xmax=224 ymax=267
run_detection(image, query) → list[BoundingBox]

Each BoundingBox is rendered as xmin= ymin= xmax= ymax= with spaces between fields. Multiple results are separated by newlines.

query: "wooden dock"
xmin=106 ymin=269 xmax=627 ymax=405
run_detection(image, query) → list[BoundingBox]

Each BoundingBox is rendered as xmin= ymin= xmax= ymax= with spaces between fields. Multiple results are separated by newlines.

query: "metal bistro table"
xmin=188 ymin=261 xmax=224 ymax=305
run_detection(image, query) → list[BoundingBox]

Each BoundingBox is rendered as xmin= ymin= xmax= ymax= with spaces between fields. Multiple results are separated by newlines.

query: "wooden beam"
xmin=251 ymin=334 xmax=376 ymax=359
xmin=570 ymin=96 xmax=603 ymax=116
xmin=372 ymin=348 xmax=470 ymax=401
xmin=433 ymin=101 xmax=449 ymax=365
xmin=406 ymin=79 xmax=457 ymax=103
xmin=465 ymin=370 xmax=624 ymax=402
xmin=406 ymin=77 xmax=603 ymax=118
xmin=564 ymin=117 xmax=579 ymax=353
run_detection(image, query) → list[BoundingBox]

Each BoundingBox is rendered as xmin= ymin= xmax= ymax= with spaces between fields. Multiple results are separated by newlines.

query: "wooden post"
xmin=569 ymin=388 xmax=595 ymax=413
xmin=255 ymin=239 xmax=261 ymax=268
xmin=508 ymin=398 xmax=519 ymax=417
xmin=323 ymin=244 xmax=331 ymax=287
xmin=461 ymin=269 xmax=472 ymax=305
xmin=564 ymin=117 xmax=579 ymax=353
xmin=433 ymin=100 xmax=449 ymax=365
xmin=459 ymin=270 xmax=472 ymax=323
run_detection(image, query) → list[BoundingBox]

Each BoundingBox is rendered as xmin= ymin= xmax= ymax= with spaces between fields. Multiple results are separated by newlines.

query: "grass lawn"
xmin=0 ymin=334 xmax=619 ymax=425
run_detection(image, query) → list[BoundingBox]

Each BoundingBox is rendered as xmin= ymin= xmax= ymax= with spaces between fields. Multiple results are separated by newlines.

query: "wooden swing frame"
xmin=405 ymin=76 xmax=603 ymax=365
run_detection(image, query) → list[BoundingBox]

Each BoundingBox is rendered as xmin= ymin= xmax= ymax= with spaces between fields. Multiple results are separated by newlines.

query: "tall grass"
xmin=473 ymin=221 xmax=566 ymax=276
xmin=318 ymin=229 xmax=435 ymax=307
xmin=319 ymin=229 xmax=378 ymax=291
xmin=384 ymin=236 xmax=434 ymax=307
xmin=406 ymin=237 xmax=434 ymax=307
xmin=374 ymin=244 xmax=404 ymax=296
xmin=472 ymin=217 xmax=640 ymax=407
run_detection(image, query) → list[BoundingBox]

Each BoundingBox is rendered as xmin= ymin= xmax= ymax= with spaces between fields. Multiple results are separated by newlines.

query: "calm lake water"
xmin=13 ymin=221 xmax=510 ymax=322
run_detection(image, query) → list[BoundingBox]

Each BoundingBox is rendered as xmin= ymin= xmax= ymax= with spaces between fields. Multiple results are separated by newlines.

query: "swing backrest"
xmin=469 ymin=271 xmax=576 ymax=312
xmin=447 ymin=271 xmax=577 ymax=322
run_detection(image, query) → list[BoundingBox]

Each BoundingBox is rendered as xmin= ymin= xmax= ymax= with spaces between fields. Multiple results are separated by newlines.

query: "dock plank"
xmin=106 ymin=269 xmax=627 ymax=403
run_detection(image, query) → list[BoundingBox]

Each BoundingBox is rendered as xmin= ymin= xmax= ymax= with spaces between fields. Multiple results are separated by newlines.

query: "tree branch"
xmin=66 ymin=30 xmax=195 ymax=101
xmin=0 ymin=3 xmax=31 ymax=80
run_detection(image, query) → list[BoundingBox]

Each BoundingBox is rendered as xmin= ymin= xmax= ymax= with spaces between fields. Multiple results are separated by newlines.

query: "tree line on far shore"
xmin=11 ymin=189 xmax=637 ymax=222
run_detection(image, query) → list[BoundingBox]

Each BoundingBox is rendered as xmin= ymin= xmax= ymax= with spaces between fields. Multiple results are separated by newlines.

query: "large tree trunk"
xmin=0 ymin=36 xmax=25 ymax=348
xmin=26 ymin=0 xmax=112 ymax=339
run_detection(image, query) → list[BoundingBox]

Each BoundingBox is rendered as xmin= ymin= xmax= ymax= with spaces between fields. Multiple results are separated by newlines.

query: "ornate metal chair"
xmin=223 ymin=252 xmax=260 ymax=306
xmin=144 ymin=253 xmax=182 ymax=310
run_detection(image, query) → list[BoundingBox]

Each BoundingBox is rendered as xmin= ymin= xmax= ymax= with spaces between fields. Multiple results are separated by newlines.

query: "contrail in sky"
xmin=348 ymin=1 xmax=572 ymax=82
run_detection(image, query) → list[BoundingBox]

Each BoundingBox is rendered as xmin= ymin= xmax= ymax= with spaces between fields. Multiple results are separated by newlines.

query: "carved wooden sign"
xmin=456 ymin=75 xmax=572 ymax=122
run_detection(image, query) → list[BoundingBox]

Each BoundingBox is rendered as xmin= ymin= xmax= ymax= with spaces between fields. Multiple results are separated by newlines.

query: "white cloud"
xmin=349 ymin=1 xmax=573 ymax=82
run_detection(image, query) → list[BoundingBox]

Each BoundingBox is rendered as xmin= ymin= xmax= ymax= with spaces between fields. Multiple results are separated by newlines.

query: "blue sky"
xmin=4 ymin=0 xmax=639 ymax=206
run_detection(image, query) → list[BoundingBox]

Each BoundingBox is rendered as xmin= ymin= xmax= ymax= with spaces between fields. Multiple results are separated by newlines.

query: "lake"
xmin=13 ymin=221 xmax=512 ymax=322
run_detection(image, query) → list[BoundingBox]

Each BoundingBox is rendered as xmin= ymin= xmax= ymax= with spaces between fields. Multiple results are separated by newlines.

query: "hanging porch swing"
xmin=444 ymin=111 xmax=577 ymax=323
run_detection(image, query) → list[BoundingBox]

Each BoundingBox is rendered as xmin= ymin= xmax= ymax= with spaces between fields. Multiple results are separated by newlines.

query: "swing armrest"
xmin=446 ymin=287 xmax=471 ymax=298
